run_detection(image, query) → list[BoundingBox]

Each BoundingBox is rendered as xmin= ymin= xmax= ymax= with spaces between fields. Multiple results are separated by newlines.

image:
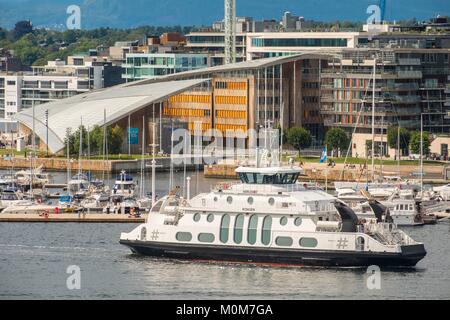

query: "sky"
xmin=0 ymin=0 xmax=449 ymax=29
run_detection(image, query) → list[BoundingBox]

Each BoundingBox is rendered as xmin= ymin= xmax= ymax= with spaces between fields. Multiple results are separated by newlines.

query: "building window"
xmin=234 ymin=214 xmax=244 ymax=244
xmin=275 ymin=237 xmax=293 ymax=247
xmin=198 ymin=233 xmax=215 ymax=243
xmin=261 ymin=216 xmax=272 ymax=246
xmin=247 ymin=215 xmax=258 ymax=245
xmin=176 ymin=232 xmax=193 ymax=242
xmin=220 ymin=214 xmax=230 ymax=243
xmin=299 ymin=238 xmax=318 ymax=248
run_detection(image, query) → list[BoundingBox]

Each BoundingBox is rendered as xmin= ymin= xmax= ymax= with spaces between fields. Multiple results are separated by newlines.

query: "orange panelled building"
xmin=163 ymin=78 xmax=251 ymax=136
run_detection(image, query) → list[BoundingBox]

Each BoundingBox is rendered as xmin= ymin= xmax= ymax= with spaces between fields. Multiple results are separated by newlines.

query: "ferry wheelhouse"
xmin=120 ymin=164 xmax=426 ymax=267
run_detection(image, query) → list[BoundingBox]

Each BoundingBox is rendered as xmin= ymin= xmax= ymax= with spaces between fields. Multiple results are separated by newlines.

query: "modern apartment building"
xmin=186 ymin=17 xmax=280 ymax=66
xmin=320 ymin=48 xmax=450 ymax=157
xmin=246 ymin=32 xmax=365 ymax=60
xmin=185 ymin=32 xmax=248 ymax=66
xmin=0 ymin=58 xmax=123 ymax=119
xmin=122 ymin=53 xmax=210 ymax=82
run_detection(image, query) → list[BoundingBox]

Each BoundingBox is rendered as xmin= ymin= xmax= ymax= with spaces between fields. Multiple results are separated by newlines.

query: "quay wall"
xmin=0 ymin=157 xmax=206 ymax=173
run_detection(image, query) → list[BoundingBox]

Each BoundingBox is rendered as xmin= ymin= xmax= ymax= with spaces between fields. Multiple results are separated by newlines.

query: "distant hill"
xmin=0 ymin=0 xmax=448 ymax=29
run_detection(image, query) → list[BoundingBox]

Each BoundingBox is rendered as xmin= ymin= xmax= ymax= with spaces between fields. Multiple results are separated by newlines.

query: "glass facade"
xmin=252 ymin=38 xmax=348 ymax=48
xmin=123 ymin=53 xmax=209 ymax=81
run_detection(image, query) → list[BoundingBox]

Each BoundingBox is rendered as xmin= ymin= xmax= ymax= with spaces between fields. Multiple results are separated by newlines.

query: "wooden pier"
xmin=0 ymin=213 xmax=146 ymax=223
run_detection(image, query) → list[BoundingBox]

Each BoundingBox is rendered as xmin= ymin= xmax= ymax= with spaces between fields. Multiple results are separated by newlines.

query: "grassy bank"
xmin=284 ymin=155 xmax=447 ymax=167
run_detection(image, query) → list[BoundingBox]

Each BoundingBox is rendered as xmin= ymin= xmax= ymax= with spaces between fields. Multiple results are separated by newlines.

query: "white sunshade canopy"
xmin=15 ymin=79 xmax=208 ymax=153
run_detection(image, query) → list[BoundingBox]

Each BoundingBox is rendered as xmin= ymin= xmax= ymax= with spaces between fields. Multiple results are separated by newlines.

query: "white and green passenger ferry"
xmin=119 ymin=163 xmax=426 ymax=267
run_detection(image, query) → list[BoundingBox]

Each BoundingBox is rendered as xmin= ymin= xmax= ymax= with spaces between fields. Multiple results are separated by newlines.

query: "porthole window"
xmin=227 ymin=196 xmax=233 ymax=204
xmin=214 ymin=197 xmax=218 ymax=202
xmin=193 ymin=213 xmax=201 ymax=222
xmin=176 ymin=232 xmax=193 ymax=242
xmin=275 ymin=236 xmax=293 ymax=247
xmin=247 ymin=197 xmax=254 ymax=205
xmin=198 ymin=233 xmax=215 ymax=243
xmin=299 ymin=237 xmax=318 ymax=248
xmin=294 ymin=217 xmax=302 ymax=226
xmin=268 ymin=198 xmax=275 ymax=206
xmin=207 ymin=214 xmax=215 ymax=223
xmin=280 ymin=217 xmax=288 ymax=226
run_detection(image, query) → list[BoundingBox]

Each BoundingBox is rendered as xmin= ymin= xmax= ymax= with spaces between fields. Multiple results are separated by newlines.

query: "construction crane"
xmin=224 ymin=0 xmax=236 ymax=64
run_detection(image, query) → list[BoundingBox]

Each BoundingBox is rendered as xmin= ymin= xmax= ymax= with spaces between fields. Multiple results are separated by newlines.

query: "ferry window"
xmin=227 ymin=196 xmax=233 ymax=204
xmin=238 ymin=173 xmax=249 ymax=183
xmin=220 ymin=215 xmax=230 ymax=243
xmin=268 ymin=198 xmax=275 ymax=206
xmin=294 ymin=217 xmax=302 ymax=227
xmin=261 ymin=216 xmax=272 ymax=245
xmin=198 ymin=233 xmax=215 ymax=243
xmin=207 ymin=214 xmax=215 ymax=223
xmin=247 ymin=215 xmax=258 ymax=245
xmin=299 ymin=238 xmax=318 ymax=248
xmin=193 ymin=213 xmax=201 ymax=222
xmin=234 ymin=214 xmax=244 ymax=244
xmin=275 ymin=236 xmax=293 ymax=247
xmin=247 ymin=197 xmax=254 ymax=205
xmin=176 ymin=232 xmax=193 ymax=242
xmin=280 ymin=217 xmax=288 ymax=226
xmin=151 ymin=200 xmax=163 ymax=212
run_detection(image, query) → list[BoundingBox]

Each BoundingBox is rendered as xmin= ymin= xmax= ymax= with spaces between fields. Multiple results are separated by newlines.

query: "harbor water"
xmin=0 ymin=171 xmax=450 ymax=299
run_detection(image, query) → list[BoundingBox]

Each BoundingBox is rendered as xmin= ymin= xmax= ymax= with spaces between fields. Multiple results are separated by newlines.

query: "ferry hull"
xmin=120 ymin=240 xmax=426 ymax=267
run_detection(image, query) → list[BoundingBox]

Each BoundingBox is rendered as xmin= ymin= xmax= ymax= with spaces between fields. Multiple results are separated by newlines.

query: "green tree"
xmin=0 ymin=28 xmax=7 ymax=40
xmin=109 ymin=125 xmax=124 ymax=154
xmin=387 ymin=127 xmax=411 ymax=156
xmin=89 ymin=125 xmax=105 ymax=155
xmin=324 ymin=128 xmax=349 ymax=156
xmin=409 ymin=131 xmax=430 ymax=155
xmin=286 ymin=127 xmax=312 ymax=156
xmin=13 ymin=20 xmax=33 ymax=40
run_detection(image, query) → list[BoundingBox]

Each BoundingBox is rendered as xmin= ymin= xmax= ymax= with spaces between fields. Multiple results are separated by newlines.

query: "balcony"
xmin=398 ymin=58 xmax=421 ymax=66
xmin=397 ymin=71 xmax=423 ymax=79
xmin=391 ymin=95 xmax=421 ymax=104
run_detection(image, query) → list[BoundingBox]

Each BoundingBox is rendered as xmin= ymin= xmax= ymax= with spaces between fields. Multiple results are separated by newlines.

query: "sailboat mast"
xmin=420 ymin=113 xmax=424 ymax=196
xmin=397 ymin=125 xmax=401 ymax=178
xmin=140 ymin=116 xmax=145 ymax=199
xmin=371 ymin=58 xmax=376 ymax=181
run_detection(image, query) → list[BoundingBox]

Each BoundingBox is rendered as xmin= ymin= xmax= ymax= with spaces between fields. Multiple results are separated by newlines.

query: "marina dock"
xmin=0 ymin=213 xmax=146 ymax=223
